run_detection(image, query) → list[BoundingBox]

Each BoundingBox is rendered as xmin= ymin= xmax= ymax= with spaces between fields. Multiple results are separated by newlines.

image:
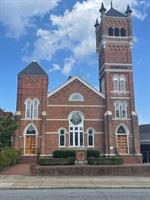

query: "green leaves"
xmin=0 ymin=115 xmax=18 ymax=149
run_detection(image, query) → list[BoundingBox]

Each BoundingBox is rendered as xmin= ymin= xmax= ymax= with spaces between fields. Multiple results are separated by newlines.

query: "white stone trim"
xmin=105 ymin=69 xmax=132 ymax=72
xmin=111 ymin=97 xmax=130 ymax=100
xmin=111 ymin=91 xmax=130 ymax=94
xmin=45 ymin=131 xmax=104 ymax=135
xmin=104 ymin=111 xmax=112 ymax=116
xmin=46 ymin=118 xmax=104 ymax=121
xmin=47 ymin=104 xmax=105 ymax=108
xmin=112 ymin=118 xmax=131 ymax=121
xmin=42 ymin=111 xmax=47 ymax=116
xmin=48 ymin=76 xmax=105 ymax=99
xmin=21 ymin=118 xmax=42 ymax=121
xmin=16 ymin=111 xmax=21 ymax=115
xmin=132 ymin=111 xmax=138 ymax=116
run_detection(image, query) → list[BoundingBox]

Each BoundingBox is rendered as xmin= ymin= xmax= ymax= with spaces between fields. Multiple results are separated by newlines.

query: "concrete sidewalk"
xmin=0 ymin=175 xmax=150 ymax=189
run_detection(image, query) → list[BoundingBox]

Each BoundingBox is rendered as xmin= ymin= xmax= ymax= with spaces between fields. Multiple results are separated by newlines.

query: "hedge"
xmin=38 ymin=157 xmax=75 ymax=166
xmin=88 ymin=156 xmax=123 ymax=165
xmin=53 ymin=149 xmax=76 ymax=158
xmin=87 ymin=149 xmax=100 ymax=158
xmin=0 ymin=148 xmax=20 ymax=171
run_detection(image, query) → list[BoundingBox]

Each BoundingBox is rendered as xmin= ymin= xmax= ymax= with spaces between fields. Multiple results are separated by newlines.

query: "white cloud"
xmin=49 ymin=64 xmax=61 ymax=73
xmin=27 ymin=0 xmax=149 ymax=65
xmin=62 ymin=57 xmax=76 ymax=75
xmin=0 ymin=0 xmax=61 ymax=38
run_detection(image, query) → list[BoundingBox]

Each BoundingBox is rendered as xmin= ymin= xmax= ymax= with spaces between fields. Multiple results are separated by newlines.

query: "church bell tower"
xmin=95 ymin=2 xmax=141 ymax=162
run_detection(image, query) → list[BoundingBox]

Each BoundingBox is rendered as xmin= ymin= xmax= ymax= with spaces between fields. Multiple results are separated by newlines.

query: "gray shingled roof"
xmin=18 ymin=61 xmax=47 ymax=77
xmin=106 ymin=8 xmax=126 ymax=17
xmin=139 ymin=124 xmax=150 ymax=141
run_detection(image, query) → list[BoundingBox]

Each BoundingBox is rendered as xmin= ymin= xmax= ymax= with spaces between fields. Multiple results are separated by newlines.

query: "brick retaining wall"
xmin=31 ymin=164 xmax=150 ymax=176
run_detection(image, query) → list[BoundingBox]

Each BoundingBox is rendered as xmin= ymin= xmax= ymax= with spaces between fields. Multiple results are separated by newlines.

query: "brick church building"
xmin=15 ymin=3 xmax=142 ymax=163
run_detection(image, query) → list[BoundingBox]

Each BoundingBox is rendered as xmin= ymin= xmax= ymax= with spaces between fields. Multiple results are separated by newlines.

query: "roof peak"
xmin=106 ymin=7 xmax=126 ymax=17
xmin=48 ymin=76 xmax=105 ymax=99
xmin=18 ymin=61 xmax=48 ymax=77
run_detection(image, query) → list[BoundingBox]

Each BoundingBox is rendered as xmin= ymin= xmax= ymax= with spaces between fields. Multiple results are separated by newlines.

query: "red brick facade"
xmin=14 ymin=4 xmax=142 ymax=163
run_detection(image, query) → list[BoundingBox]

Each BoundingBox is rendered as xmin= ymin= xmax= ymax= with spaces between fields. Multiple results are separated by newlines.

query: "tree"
xmin=0 ymin=115 xmax=18 ymax=149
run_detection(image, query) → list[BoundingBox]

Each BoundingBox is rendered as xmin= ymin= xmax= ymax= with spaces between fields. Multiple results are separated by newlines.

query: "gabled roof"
xmin=48 ymin=76 xmax=105 ymax=99
xmin=18 ymin=61 xmax=48 ymax=77
xmin=106 ymin=8 xmax=126 ymax=17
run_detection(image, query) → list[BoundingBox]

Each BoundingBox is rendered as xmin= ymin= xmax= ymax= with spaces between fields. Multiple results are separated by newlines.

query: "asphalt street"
xmin=0 ymin=189 xmax=150 ymax=200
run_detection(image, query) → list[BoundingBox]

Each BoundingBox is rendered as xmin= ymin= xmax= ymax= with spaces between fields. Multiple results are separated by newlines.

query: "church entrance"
xmin=117 ymin=135 xmax=128 ymax=154
xmin=24 ymin=124 xmax=37 ymax=155
xmin=116 ymin=125 xmax=128 ymax=154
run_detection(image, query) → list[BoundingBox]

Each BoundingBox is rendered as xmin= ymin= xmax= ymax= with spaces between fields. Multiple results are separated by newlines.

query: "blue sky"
xmin=0 ymin=0 xmax=150 ymax=124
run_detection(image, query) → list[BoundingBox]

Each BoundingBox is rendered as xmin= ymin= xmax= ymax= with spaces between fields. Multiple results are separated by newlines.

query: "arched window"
xmin=59 ymin=128 xmax=66 ymax=147
xmin=69 ymin=93 xmax=84 ymax=101
xmin=26 ymin=125 xmax=36 ymax=135
xmin=25 ymin=98 xmax=32 ymax=119
xmin=33 ymin=98 xmax=40 ymax=119
xmin=114 ymin=101 xmax=120 ymax=118
xmin=114 ymin=101 xmax=127 ymax=119
xmin=113 ymin=75 xmax=119 ymax=92
xmin=116 ymin=124 xmax=129 ymax=154
xmin=24 ymin=124 xmax=37 ymax=155
xmin=114 ymin=28 xmax=120 ymax=36
xmin=87 ymin=128 xmax=94 ymax=147
xmin=120 ymin=28 xmax=126 ymax=37
xmin=120 ymin=75 xmax=126 ymax=92
xmin=108 ymin=27 xmax=113 ymax=36
xmin=24 ymin=98 xmax=40 ymax=119
xmin=69 ymin=111 xmax=84 ymax=147
xmin=121 ymin=102 xmax=127 ymax=119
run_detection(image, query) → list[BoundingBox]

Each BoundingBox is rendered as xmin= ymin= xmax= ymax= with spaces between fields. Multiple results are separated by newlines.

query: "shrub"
xmin=0 ymin=148 xmax=20 ymax=171
xmin=53 ymin=149 xmax=76 ymax=158
xmin=87 ymin=149 xmax=100 ymax=158
xmin=88 ymin=156 xmax=123 ymax=165
xmin=38 ymin=157 xmax=75 ymax=166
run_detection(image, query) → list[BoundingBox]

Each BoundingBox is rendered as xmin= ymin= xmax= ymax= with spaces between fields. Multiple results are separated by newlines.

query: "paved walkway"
xmin=0 ymin=175 xmax=150 ymax=189
xmin=0 ymin=164 xmax=31 ymax=176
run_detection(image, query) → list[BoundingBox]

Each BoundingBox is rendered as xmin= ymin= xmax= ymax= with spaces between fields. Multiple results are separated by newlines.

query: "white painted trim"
xmin=48 ymin=76 xmax=105 ymax=99
xmin=47 ymin=104 xmax=105 ymax=108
